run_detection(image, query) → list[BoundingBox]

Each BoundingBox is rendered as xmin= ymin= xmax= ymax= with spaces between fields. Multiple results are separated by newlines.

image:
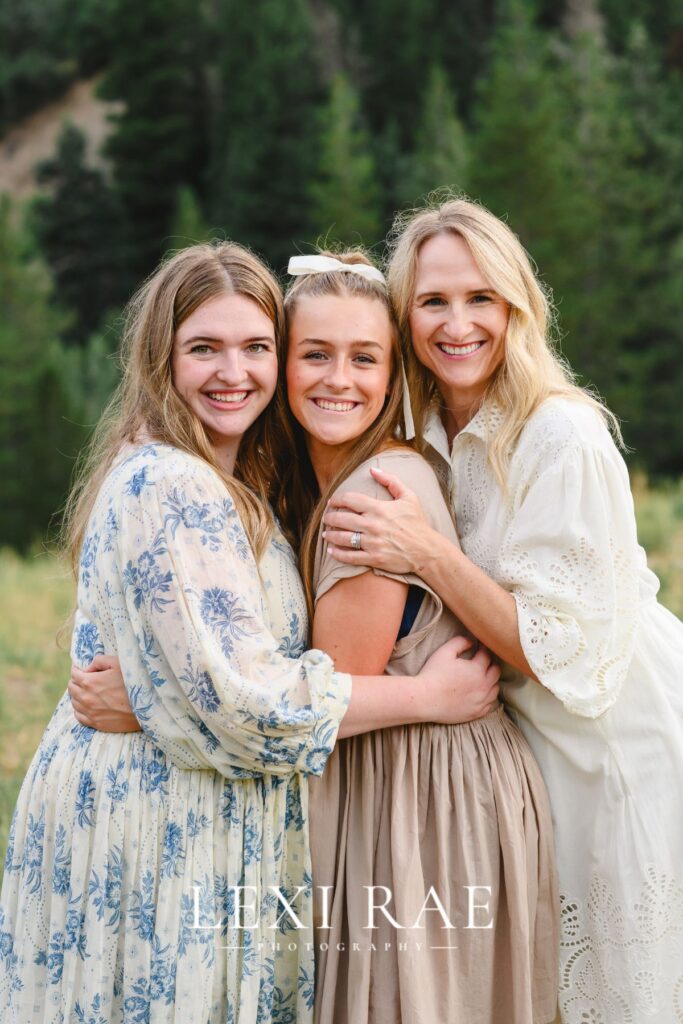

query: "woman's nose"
xmin=323 ymin=358 xmax=352 ymax=390
xmin=442 ymin=304 xmax=472 ymax=340
xmin=215 ymin=349 xmax=246 ymax=384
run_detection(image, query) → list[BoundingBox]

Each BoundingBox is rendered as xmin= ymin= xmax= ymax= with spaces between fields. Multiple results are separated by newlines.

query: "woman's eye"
xmin=247 ymin=342 xmax=269 ymax=353
xmin=470 ymin=294 xmax=492 ymax=304
xmin=190 ymin=343 xmax=213 ymax=354
xmin=354 ymin=354 xmax=376 ymax=364
xmin=423 ymin=296 xmax=446 ymax=307
xmin=303 ymin=351 xmax=327 ymax=360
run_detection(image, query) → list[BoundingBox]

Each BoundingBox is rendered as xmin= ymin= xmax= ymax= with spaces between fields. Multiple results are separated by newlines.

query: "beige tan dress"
xmin=308 ymin=448 xmax=559 ymax=1024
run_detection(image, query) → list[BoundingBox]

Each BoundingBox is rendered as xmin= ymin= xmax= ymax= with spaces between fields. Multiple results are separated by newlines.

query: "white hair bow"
xmin=286 ymin=254 xmax=415 ymax=440
xmin=287 ymin=254 xmax=386 ymax=285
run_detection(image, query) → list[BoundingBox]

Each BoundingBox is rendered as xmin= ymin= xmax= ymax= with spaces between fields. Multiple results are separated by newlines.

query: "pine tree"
xmin=31 ymin=122 xmax=126 ymax=347
xmin=168 ymin=187 xmax=212 ymax=251
xmin=208 ymin=0 xmax=323 ymax=270
xmin=397 ymin=64 xmax=468 ymax=207
xmin=565 ymin=19 xmax=683 ymax=472
xmin=468 ymin=0 xmax=582 ymax=292
xmin=0 ymin=0 xmax=73 ymax=132
xmin=0 ymin=197 xmax=83 ymax=549
xmin=100 ymin=0 xmax=209 ymax=284
xmin=308 ymin=73 xmax=382 ymax=248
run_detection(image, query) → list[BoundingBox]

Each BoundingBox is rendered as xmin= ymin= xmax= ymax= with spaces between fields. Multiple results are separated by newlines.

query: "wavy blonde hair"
xmin=387 ymin=195 xmax=621 ymax=485
xmin=275 ymin=249 xmax=409 ymax=620
xmin=62 ymin=241 xmax=289 ymax=573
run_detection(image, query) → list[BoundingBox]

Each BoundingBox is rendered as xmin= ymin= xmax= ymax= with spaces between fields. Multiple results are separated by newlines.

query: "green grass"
xmin=0 ymin=480 xmax=681 ymax=873
xmin=632 ymin=475 xmax=683 ymax=618
xmin=0 ymin=548 xmax=73 ymax=870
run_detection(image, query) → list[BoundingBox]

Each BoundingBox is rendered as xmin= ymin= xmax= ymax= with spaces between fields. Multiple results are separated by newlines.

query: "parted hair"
xmin=275 ymin=248 xmax=408 ymax=620
xmin=387 ymin=194 xmax=621 ymax=485
xmin=62 ymin=241 xmax=289 ymax=573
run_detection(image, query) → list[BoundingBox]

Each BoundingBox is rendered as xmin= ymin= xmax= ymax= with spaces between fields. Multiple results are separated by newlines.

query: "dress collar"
xmin=424 ymin=402 xmax=504 ymax=461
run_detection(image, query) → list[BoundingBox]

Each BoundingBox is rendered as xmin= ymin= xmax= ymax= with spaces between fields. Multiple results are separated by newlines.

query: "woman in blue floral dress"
xmin=0 ymin=242 xmax=496 ymax=1023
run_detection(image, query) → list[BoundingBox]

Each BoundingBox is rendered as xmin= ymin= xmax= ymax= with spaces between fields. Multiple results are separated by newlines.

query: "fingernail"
xmin=322 ymin=531 xmax=328 ymax=539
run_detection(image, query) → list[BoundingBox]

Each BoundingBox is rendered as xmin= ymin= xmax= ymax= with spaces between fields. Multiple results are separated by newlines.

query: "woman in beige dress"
xmin=276 ymin=250 xmax=558 ymax=1024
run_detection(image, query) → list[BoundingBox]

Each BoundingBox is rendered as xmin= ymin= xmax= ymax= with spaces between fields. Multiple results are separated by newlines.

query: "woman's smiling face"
xmin=285 ymin=294 xmax=394 ymax=460
xmin=172 ymin=292 xmax=278 ymax=471
xmin=408 ymin=232 xmax=509 ymax=412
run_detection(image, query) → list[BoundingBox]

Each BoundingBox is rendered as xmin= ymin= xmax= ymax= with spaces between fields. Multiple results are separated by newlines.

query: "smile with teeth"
xmin=206 ymin=391 xmax=250 ymax=403
xmin=437 ymin=341 xmax=484 ymax=357
xmin=312 ymin=398 xmax=359 ymax=413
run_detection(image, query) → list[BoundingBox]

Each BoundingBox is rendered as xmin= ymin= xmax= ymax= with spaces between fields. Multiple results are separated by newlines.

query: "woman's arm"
xmin=314 ymin=570 xmax=500 ymax=736
xmin=312 ymin=570 xmax=408 ymax=675
xmin=322 ymin=467 xmax=536 ymax=679
xmin=91 ymin=448 xmax=353 ymax=779
xmin=70 ymin=634 xmax=500 ymax=740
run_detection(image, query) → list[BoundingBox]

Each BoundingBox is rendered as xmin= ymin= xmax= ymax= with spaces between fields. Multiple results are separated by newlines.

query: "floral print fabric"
xmin=0 ymin=442 xmax=351 ymax=1023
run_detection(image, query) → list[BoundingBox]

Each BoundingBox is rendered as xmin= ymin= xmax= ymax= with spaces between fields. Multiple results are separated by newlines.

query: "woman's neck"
xmin=213 ymin=441 xmax=238 ymax=476
xmin=306 ymin=436 xmax=352 ymax=493
xmin=440 ymin=387 xmax=486 ymax=444
xmin=208 ymin=432 xmax=240 ymax=476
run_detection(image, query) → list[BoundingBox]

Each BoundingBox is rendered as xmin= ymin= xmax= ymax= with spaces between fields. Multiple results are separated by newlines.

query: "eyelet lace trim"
xmin=559 ymin=868 xmax=683 ymax=1022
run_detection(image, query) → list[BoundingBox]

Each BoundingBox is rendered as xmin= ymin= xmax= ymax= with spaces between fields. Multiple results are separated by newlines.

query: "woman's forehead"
xmin=414 ymin=234 xmax=491 ymax=292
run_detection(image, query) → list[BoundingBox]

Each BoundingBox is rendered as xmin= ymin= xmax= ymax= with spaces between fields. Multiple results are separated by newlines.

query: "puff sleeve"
xmin=497 ymin=432 xmax=642 ymax=718
xmin=109 ymin=447 xmax=351 ymax=777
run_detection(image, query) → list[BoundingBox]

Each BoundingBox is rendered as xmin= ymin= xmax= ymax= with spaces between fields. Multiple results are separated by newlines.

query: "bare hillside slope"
xmin=0 ymin=77 xmax=122 ymax=201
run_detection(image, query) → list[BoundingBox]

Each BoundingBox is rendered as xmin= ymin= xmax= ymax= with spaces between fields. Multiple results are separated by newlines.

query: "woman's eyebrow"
xmin=413 ymin=286 xmax=495 ymax=300
xmin=180 ymin=334 xmax=273 ymax=345
xmin=297 ymin=338 xmax=384 ymax=349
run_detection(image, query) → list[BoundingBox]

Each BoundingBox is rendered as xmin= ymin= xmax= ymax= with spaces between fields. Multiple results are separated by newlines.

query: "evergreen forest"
xmin=1 ymin=0 xmax=683 ymax=550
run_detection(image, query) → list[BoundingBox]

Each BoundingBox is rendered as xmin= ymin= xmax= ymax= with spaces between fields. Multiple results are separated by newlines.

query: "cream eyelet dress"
xmin=425 ymin=397 xmax=683 ymax=1024
xmin=308 ymin=447 xmax=560 ymax=1024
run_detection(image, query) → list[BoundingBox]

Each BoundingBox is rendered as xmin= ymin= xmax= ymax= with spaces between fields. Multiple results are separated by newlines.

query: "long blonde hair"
xmin=62 ymin=241 xmax=289 ymax=572
xmin=387 ymin=195 xmax=621 ymax=485
xmin=275 ymin=249 xmax=408 ymax=620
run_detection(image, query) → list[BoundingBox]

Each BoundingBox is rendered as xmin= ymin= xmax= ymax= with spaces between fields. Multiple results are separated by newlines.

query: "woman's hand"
xmin=418 ymin=636 xmax=500 ymax=724
xmin=322 ymin=467 xmax=437 ymax=575
xmin=69 ymin=655 xmax=142 ymax=733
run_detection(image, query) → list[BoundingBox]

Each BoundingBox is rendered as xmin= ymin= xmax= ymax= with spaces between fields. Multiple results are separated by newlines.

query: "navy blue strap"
xmin=397 ymin=584 xmax=425 ymax=641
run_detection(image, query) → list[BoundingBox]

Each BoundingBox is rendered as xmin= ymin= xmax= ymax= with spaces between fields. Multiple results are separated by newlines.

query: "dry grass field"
xmin=1 ymin=478 xmax=682 ymax=873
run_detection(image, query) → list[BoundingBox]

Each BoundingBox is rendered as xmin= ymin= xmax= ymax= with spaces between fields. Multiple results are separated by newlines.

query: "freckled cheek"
xmin=285 ymin=366 xmax=309 ymax=414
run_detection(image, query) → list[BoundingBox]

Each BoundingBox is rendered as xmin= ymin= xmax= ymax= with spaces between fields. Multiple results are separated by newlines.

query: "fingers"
xmin=326 ymin=490 xmax=384 ymax=514
xmin=69 ymin=685 xmax=94 ymax=727
xmin=486 ymin=660 xmax=502 ymax=683
xmin=449 ymin=635 xmax=475 ymax=658
xmin=86 ymin=654 xmax=118 ymax=672
xmin=72 ymin=708 xmax=94 ymax=727
xmin=322 ymin=509 xmax=367 ymax=533
xmin=368 ymin=468 xmax=408 ymax=500
xmin=70 ymin=664 xmax=88 ymax=686
xmin=322 ymin=529 xmax=368 ymax=550
xmin=325 ymin=545 xmax=369 ymax=565
xmin=471 ymin=646 xmax=493 ymax=672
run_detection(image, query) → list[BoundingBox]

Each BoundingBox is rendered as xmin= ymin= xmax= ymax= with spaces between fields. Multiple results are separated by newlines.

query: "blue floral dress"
xmin=0 ymin=443 xmax=351 ymax=1023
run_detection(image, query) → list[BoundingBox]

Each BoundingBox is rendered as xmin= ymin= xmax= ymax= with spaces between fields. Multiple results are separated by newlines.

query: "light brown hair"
xmin=276 ymin=249 xmax=409 ymax=620
xmin=62 ymin=241 xmax=289 ymax=572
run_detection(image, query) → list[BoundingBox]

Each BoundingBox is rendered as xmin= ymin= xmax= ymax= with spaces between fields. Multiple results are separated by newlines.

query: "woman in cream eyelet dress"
xmin=323 ymin=199 xmax=683 ymax=1024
